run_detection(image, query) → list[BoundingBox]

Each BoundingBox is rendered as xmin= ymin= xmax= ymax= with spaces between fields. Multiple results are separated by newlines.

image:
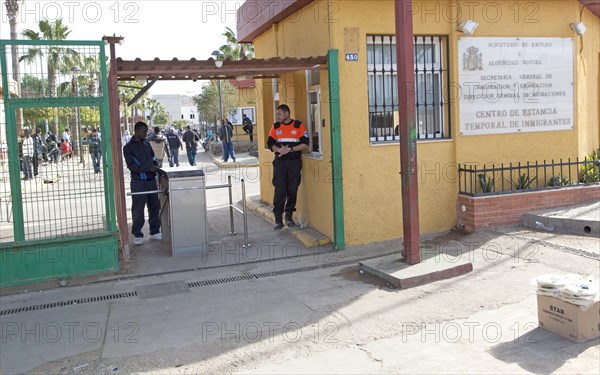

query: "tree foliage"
xmin=194 ymin=81 xmax=237 ymax=123
xmin=146 ymin=98 xmax=168 ymax=126
xmin=219 ymin=26 xmax=254 ymax=60
xmin=172 ymin=119 xmax=191 ymax=128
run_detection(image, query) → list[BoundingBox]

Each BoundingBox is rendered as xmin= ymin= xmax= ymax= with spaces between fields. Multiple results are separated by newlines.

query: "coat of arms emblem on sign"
xmin=463 ymin=46 xmax=483 ymax=71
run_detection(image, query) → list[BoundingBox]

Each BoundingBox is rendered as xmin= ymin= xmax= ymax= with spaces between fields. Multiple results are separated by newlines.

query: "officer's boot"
xmin=274 ymin=215 xmax=284 ymax=230
xmin=285 ymin=212 xmax=296 ymax=227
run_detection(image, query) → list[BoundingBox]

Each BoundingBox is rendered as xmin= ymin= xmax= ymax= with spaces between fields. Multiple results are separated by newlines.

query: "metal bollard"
xmin=241 ymin=178 xmax=251 ymax=248
xmin=228 ymin=175 xmax=236 ymax=235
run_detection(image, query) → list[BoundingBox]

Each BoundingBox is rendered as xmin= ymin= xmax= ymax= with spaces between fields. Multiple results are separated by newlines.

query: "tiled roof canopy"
xmin=115 ymin=56 xmax=327 ymax=81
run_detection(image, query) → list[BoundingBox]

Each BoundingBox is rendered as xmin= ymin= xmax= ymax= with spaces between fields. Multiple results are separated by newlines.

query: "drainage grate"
xmin=0 ymin=252 xmax=400 ymax=316
xmin=186 ymin=251 xmax=400 ymax=288
xmin=187 ymin=274 xmax=257 ymax=288
xmin=0 ymin=291 xmax=137 ymax=316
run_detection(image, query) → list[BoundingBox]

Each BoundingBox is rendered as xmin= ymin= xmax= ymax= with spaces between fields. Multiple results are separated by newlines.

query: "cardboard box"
xmin=537 ymin=294 xmax=600 ymax=342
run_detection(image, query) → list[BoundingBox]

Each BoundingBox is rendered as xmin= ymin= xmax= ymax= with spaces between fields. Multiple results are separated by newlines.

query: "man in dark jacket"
xmin=182 ymin=125 xmax=200 ymax=166
xmin=218 ymin=119 xmax=236 ymax=163
xmin=31 ymin=128 xmax=43 ymax=177
xmin=123 ymin=121 xmax=162 ymax=246
xmin=88 ymin=128 xmax=102 ymax=174
xmin=242 ymin=113 xmax=254 ymax=142
xmin=166 ymin=128 xmax=183 ymax=167
xmin=46 ymin=131 xmax=59 ymax=163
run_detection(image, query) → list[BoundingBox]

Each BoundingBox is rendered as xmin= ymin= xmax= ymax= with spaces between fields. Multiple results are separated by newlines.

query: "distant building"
xmin=152 ymin=94 xmax=200 ymax=127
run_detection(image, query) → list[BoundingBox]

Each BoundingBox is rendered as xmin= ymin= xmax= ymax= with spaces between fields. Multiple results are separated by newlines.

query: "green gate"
xmin=0 ymin=40 xmax=118 ymax=287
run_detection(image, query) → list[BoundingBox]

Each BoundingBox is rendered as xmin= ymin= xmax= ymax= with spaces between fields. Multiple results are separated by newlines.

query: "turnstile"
xmin=158 ymin=169 xmax=208 ymax=256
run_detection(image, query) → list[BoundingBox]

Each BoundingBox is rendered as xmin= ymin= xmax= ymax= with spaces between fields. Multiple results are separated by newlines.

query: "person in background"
xmin=218 ymin=119 xmax=236 ymax=163
xmin=182 ymin=125 xmax=200 ymax=166
xmin=242 ymin=113 xmax=254 ymax=142
xmin=81 ymin=126 xmax=90 ymax=167
xmin=31 ymin=128 xmax=43 ymax=177
xmin=166 ymin=127 xmax=183 ymax=167
xmin=22 ymin=129 xmax=34 ymax=181
xmin=122 ymin=129 xmax=132 ymax=146
xmin=88 ymin=128 xmax=102 ymax=174
xmin=46 ymin=131 xmax=59 ymax=163
xmin=147 ymin=126 xmax=171 ymax=167
xmin=61 ymin=138 xmax=72 ymax=160
xmin=62 ymin=128 xmax=71 ymax=143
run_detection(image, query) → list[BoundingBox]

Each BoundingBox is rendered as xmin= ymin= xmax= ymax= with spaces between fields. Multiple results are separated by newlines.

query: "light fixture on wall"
xmin=211 ymin=50 xmax=224 ymax=68
xmin=570 ymin=22 xmax=586 ymax=36
xmin=457 ymin=19 xmax=479 ymax=35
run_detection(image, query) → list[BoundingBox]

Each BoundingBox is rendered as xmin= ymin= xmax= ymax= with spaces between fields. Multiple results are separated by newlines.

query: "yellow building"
xmin=237 ymin=0 xmax=600 ymax=249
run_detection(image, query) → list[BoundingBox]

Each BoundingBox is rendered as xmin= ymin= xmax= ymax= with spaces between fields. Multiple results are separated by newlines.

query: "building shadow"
xmin=488 ymin=327 xmax=599 ymax=373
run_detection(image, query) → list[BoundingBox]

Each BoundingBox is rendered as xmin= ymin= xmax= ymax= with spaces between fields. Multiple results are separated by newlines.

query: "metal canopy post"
xmin=104 ymin=35 xmax=130 ymax=261
xmin=395 ymin=0 xmax=421 ymax=264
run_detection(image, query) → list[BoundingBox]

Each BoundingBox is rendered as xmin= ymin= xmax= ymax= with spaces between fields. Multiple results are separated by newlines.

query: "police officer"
xmin=123 ymin=121 xmax=162 ymax=245
xmin=267 ymin=104 xmax=309 ymax=230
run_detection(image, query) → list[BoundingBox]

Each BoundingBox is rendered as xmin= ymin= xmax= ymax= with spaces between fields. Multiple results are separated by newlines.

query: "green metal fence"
xmin=0 ymin=40 xmax=118 ymax=287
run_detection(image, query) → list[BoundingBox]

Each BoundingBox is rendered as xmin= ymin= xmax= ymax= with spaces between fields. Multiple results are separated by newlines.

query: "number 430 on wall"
xmin=345 ymin=53 xmax=359 ymax=62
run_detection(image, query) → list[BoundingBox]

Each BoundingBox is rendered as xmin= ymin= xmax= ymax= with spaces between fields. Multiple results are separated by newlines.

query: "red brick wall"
xmin=457 ymin=186 xmax=600 ymax=233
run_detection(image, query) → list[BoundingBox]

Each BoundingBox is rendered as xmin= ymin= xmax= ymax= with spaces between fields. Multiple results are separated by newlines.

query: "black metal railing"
xmin=459 ymin=158 xmax=600 ymax=196
xmin=367 ymin=35 xmax=451 ymax=142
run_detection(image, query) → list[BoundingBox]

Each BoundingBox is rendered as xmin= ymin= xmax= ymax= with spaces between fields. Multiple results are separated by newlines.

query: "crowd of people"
xmin=15 ymin=117 xmax=254 ymax=181
xmin=16 ymin=126 xmax=102 ymax=181
xmin=122 ymin=123 xmax=240 ymax=168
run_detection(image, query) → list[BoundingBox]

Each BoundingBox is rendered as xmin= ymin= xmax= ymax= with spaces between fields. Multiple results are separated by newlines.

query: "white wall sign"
xmin=228 ymin=106 xmax=256 ymax=125
xmin=458 ymin=37 xmax=574 ymax=136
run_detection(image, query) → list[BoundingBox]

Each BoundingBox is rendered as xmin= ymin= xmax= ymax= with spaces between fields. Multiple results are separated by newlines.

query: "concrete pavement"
xmin=1 ymin=221 xmax=599 ymax=374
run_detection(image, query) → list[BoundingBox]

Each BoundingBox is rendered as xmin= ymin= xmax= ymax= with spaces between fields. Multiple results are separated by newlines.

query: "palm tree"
xmin=82 ymin=55 xmax=103 ymax=96
xmin=146 ymin=98 xmax=165 ymax=126
xmin=21 ymin=19 xmax=77 ymax=135
xmin=21 ymin=19 xmax=78 ymax=98
xmin=118 ymin=82 xmax=150 ymax=131
xmin=5 ymin=1 xmax=21 ymax=79
xmin=219 ymin=26 xmax=254 ymax=60
xmin=5 ymin=0 xmax=23 ymax=128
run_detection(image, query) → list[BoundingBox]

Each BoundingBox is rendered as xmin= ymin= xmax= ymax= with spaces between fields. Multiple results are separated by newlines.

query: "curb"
xmin=244 ymin=196 xmax=331 ymax=247
xmin=211 ymin=155 xmax=260 ymax=169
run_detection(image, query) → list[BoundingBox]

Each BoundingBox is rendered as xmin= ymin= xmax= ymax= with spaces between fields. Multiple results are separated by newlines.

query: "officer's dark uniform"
xmin=267 ymin=119 xmax=309 ymax=224
xmin=123 ymin=136 xmax=161 ymax=239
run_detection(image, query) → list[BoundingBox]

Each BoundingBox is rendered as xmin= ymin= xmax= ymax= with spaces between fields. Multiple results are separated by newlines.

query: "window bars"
xmin=367 ymin=35 xmax=451 ymax=143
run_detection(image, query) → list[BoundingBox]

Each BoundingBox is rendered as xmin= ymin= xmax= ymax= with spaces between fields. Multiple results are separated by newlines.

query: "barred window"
xmin=367 ymin=35 xmax=451 ymax=142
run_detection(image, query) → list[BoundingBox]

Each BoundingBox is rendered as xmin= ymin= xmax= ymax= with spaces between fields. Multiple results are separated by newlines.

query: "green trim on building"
xmin=327 ymin=49 xmax=345 ymax=250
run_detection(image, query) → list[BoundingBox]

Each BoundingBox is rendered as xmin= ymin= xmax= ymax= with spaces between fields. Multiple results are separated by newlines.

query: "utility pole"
xmin=395 ymin=0 xmax=420 ymax=264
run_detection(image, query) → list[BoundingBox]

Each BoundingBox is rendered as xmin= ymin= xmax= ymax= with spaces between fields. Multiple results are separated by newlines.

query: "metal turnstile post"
xmin=228 ymin=175 xmax=236 ymax=235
